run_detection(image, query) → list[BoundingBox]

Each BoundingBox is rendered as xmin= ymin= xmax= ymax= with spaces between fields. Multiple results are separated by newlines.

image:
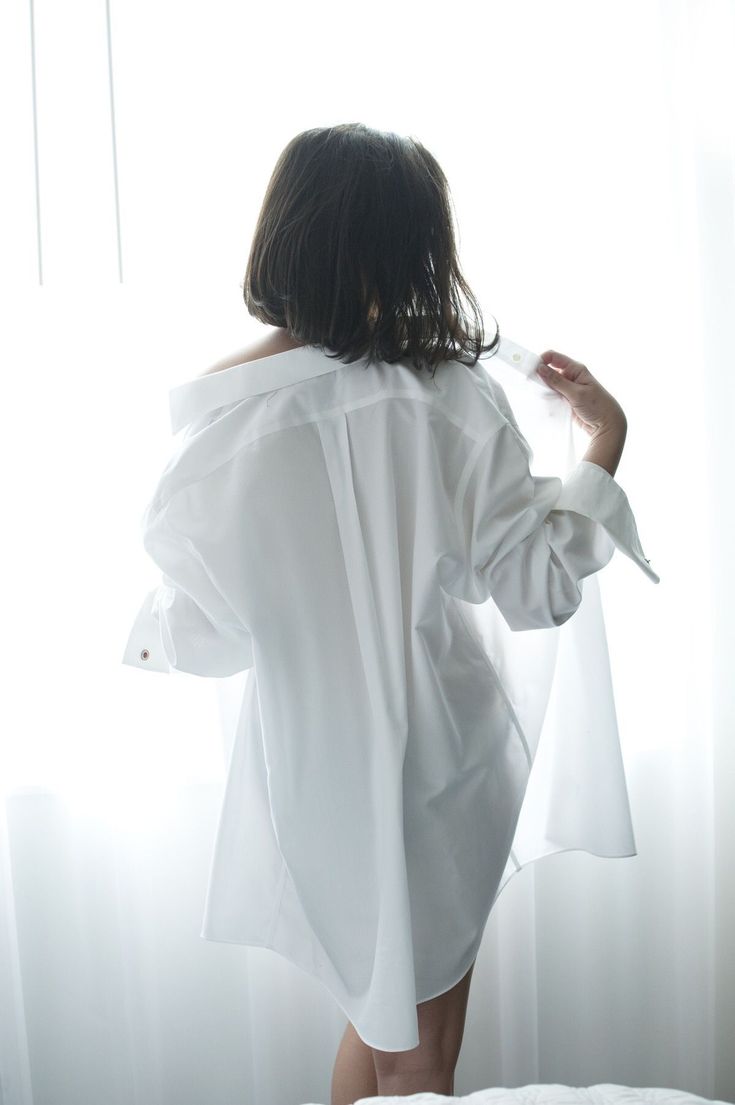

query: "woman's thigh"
xmin=370 ymin=958 xmax=476 ymax=1078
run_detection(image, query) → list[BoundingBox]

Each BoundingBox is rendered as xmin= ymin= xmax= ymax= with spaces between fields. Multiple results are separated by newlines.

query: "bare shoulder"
xmin=198 ymin=343 xmax=265 ymax=378
xmin=198 ymin=330 xmax=305 ymax=378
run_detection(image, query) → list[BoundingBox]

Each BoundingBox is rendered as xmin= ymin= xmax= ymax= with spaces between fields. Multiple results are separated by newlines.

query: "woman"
xmin=123 ymin=123 xmax=656 ymax=1103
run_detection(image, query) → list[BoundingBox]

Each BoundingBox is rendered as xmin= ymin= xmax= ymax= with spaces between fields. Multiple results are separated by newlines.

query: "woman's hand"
xmin=536 ymin=350 xmax=627 ymax=437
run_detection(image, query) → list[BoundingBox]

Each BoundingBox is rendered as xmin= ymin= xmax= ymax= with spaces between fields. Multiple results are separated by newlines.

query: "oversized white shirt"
xmin=122 ymin=335 xmax=659 ymax=1051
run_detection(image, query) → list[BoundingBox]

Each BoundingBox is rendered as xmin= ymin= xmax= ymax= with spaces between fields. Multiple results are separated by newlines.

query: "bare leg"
xmin=330 ymin=1020 xmax=378 ymax=1105
xmin=371 ymin=959 xmax=475 ymax=1097
xmin=330 ymin=958 xmax=475 ymax=1102
xmin=377 ymin=1065 xmax=453 ymax=1097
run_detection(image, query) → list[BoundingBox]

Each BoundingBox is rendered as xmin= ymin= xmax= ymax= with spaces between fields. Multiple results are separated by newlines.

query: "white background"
xmin=0 ymin=1 xmax=733 ymax=1103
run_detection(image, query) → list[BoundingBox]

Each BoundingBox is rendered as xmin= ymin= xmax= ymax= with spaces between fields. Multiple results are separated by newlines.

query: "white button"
xmin=140 ymin=648 xmax=150 ymax=661
xmin=512 ymin=353 xmax=521 ymax=362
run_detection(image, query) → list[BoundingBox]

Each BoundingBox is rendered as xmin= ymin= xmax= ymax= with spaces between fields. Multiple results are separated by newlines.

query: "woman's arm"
xmin=581 ymin=415 xmax=628 ymax=478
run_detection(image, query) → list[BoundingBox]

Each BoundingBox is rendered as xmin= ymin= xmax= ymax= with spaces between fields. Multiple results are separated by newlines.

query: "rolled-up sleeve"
xmin=439 ymin=418 xmax=660 ymax=631
xmin=121 ymin=497 xmax=255 ymax=677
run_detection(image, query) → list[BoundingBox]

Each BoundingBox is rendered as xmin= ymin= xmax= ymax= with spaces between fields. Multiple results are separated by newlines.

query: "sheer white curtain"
xmin=1 ymin=1 xmax=733 ymax=1103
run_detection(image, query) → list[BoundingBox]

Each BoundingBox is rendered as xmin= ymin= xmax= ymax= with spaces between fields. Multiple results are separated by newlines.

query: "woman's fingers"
xmin=538 ymin=350 xmax=587 ymax=382
xmin=536 ymin=347 xmax=626 ymax=435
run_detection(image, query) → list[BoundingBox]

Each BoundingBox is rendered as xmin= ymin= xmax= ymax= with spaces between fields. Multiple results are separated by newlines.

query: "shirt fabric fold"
xmin=122 ymin=334 xmax=659 ymax=1050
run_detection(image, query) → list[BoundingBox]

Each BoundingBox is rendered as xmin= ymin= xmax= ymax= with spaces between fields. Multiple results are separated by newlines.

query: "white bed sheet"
xmin=302 ymin=1083 xmax=733 ymax=1105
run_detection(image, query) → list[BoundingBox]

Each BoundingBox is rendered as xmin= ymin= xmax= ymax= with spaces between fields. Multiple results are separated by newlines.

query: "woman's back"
xmin=123 ymin=336 xmax=657 ymax=1050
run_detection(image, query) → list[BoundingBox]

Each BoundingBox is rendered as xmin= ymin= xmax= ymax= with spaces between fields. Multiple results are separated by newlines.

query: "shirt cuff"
xmin=121 ymin=588 xmax=172 ymax=673
xmin=554 ymin=460 xmax=660 ymax=584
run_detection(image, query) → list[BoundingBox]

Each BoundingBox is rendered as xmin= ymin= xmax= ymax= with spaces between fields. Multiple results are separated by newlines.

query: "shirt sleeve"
xmin=121 ymin=496 xmax=255 ymax=677
xmin=438 ymin=417 xmax=660 ymax=631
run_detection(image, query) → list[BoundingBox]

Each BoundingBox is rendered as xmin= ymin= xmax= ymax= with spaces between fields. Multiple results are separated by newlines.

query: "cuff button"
xmin=140 ymin=648 xmax=150 ymax=661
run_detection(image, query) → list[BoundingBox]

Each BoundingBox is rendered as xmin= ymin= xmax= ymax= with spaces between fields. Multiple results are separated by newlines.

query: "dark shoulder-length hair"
xmin=242 ymin=123 xmax=500 ymax=375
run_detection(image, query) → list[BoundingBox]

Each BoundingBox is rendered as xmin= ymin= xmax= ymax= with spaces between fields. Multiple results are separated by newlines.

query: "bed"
xmin=302 ymin=1085 xmax=733 ymax=1105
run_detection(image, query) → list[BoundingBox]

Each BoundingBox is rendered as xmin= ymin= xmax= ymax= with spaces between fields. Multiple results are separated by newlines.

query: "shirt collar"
xmin=168 ymin=336 xmax=539 ymax=435
xmin=168 ymin=344 xmax=354 ymax=435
